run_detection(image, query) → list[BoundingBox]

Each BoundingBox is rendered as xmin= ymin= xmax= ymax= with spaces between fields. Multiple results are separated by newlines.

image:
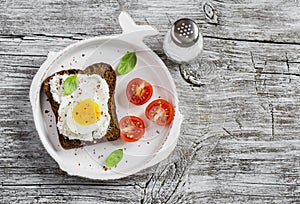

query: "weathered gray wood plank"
xmin=1 ymin=0 xmax=300 ymax=203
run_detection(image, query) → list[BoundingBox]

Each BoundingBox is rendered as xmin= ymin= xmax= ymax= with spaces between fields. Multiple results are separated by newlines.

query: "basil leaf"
xmin=117 ymin=52 xmax=137 ymax=75
xmin=63 ymin=75 xmax=78 ymax=95
xmin=105 ymin=149 xmax=123 ymax=168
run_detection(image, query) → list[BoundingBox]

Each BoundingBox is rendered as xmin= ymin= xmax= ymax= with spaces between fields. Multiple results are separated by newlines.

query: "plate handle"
xmin=29 ymin=51 xmax=59 ymax=106
xmin=118 ymin=11 xmax=159 ymax=49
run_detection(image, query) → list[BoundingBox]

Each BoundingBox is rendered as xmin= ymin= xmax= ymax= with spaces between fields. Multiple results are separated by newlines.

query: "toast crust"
xmin=43 ymin=63 xmax=120 ymax=149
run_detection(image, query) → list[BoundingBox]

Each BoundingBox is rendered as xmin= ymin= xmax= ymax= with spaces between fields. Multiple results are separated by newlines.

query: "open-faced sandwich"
xmin=43 ymin=63 xmax=120 ymax=149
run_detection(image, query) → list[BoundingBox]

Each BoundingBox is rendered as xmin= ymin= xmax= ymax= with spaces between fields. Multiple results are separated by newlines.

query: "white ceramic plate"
xmin=30 ymin=12 xmax=183 ymax=180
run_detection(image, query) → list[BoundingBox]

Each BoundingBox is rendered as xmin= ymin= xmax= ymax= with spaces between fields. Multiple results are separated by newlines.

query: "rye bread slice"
xmin=43 ymin=63 xmax=120 ymax=149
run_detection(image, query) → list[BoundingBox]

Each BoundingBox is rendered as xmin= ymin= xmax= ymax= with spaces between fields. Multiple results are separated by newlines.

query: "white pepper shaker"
xmin=163 ymin=18 xmax=203 ymax=63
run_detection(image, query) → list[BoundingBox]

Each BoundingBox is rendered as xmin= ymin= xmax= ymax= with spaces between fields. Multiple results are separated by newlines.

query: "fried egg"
xmin=49 ymin=74 xmax=110 ymax=141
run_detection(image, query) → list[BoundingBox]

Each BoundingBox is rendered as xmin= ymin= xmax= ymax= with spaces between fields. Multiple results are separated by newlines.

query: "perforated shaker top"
xmin=170 ymin=18 xmax=199 ymax=48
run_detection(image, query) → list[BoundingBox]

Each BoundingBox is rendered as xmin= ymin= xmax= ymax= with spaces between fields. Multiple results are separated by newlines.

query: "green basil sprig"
xmin=117 ymin=52 xmax=137 ymax=75
xmin=63 ymin=75 xmax=78 ymax=95
xmin=105 ymin=149 xmax=123 ymax=168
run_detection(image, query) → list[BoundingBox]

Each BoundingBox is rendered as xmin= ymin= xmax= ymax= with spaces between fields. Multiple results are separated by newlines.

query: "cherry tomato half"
xmin=145 ymin=99 xmax=175 ymax=126
xmin=119 ymin=116 xmax=145 ymax=142
xmin=126 ymin=78 xmax=153 ymax=105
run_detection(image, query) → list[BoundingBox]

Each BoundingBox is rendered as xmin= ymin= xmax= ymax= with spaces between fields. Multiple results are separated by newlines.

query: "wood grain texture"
xmin=1 ymin=0 xmax=300 ymax=203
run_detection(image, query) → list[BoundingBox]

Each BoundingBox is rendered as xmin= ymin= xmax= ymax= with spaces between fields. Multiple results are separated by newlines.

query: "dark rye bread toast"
xmin=43 ymin=63 xmax=120 ymax=149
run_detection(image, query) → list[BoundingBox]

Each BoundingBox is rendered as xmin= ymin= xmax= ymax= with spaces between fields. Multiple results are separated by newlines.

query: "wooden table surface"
xmin=1 ymin=0 xmax=300 ymax=203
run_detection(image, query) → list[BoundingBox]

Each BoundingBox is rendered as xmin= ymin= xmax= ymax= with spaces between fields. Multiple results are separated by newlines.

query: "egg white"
xmin=50 ymin=74 xmax=111 ymax=141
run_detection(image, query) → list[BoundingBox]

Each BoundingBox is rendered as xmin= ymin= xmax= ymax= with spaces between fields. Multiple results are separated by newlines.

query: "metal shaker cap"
xmin=171 ymin=18 xmax=199 ymax=48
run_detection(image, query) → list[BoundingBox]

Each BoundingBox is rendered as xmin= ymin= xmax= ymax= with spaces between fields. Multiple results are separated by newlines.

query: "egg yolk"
xmin=72 ymin=98 xmax=101 ymax=126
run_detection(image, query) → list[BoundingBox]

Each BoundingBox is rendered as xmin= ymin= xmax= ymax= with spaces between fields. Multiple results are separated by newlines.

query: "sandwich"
xmin=43 ymin=63 xmax=120 ymax=149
